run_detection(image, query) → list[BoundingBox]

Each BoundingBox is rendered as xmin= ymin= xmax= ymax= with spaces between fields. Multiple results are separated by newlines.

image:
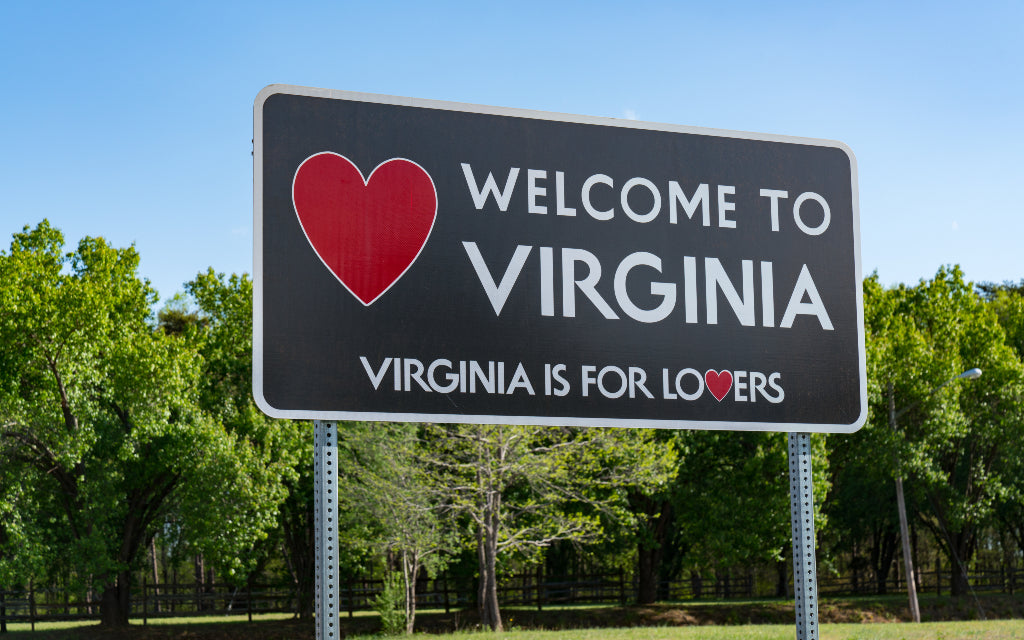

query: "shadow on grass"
xmin=2 ymin=593 xmax=1021 ymax=639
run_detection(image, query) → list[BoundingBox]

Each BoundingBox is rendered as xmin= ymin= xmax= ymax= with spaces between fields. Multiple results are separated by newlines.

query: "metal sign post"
xmin=314 ymin=420 xmax=339 ymax=640
xmin=788 ymin=432 xmax=819 ymax=640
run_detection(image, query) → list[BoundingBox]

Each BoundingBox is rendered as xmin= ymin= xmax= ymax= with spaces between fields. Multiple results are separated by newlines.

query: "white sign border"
xmin=253 ymin=84 xmax=867 ymax=434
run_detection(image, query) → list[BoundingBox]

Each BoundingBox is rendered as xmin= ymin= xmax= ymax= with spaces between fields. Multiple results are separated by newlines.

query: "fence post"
xmin=247 ymin=581 xmax=253 ymax=623
xmin=347 ymin=578 xmax=354 ymax=619
xmin=143 ymin=577 xmax=148 ymax=626
xmin=442 ymin=573 xmax=450 ymax=614
xmin=29 ymin=582 xmax=35 ymax=632
xmin=1 ymin=587 xmax=7 ymax=634
xmin=536 ymin=565 xmax=544 ymax=612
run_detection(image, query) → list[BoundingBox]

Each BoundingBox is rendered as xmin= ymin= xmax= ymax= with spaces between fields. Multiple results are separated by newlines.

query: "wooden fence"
xmin=0 ymin=566 xmax=1018 ymax=630
xmin=139 ymin=580 xmax=296 ymax=623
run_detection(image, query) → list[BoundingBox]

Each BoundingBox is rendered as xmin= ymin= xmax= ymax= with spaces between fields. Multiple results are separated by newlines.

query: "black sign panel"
xmin=254 ymin=86 xmax=866 ymax=432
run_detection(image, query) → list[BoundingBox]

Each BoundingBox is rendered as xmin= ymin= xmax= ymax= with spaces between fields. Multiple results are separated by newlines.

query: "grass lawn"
xmin=1 ymin=596 xmax=1021 ymax=639
xmin=5 ymin=618 xmax=1023 ymax=640
xmin=346 ymin=620 xmax=1024 ymax=640
xmin=0 ymin=612 xmax=296 ymax=637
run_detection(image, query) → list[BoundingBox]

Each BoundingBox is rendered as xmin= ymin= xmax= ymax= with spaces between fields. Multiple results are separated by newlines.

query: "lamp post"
xmin=888 ymin=367 xmax=982 ymax=623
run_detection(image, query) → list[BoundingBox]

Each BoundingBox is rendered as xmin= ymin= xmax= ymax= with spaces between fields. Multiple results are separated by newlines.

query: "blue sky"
xmin=1 ymin=1 xmax=1021 ymax=306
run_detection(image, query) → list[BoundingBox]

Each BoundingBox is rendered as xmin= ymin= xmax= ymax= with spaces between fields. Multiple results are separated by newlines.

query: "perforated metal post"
xmin=314 ymin=420 xmax=339 ymax=640
xmin=788 ymin=432 xmax=818 ymax=640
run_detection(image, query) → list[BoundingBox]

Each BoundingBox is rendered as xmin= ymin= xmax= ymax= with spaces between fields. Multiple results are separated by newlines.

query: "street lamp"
xmin=888 ymin=367 xmax=982 ymax=623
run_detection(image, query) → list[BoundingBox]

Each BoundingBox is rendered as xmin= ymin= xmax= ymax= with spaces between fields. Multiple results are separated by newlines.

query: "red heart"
xmin=705 ymin=369 xmax=733 ymax=402
xmin=292 ymin=152 xmax=437 ymax=305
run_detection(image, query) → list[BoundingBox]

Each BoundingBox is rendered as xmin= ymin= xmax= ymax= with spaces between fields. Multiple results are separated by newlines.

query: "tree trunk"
xmin=402 ymin=551 xmax=419 ymax=635
xmin=280 ymin=484 xmax=315 ymax=621
xmin=282 ymin=499 xmax=313 ymax=618
xmin=951 ymin=565 xmax=969 ymax=597
xmin=947 ymin=529 xmax=976 ymax=598
xmin=871 ymin=526 xmax=898 ymax=595
xmin=194 ymin=554 xmax=206 ymax=610
xmin=631 ymin=494 xmax=671 ymax=604
xmin=636 ymin=543 xmax=660 ymax=604
xmin=476 ymin=524 xmax=486 ymax=622
xmin=482 ymin=543 xmax=501 ymax=631
xmin=775 ymin=558 xmax=788 ymax=598
xmin=206 ymin=566 xmax=216 ymax=609
xmin=851 ymin=540 xmax=860 ymax=594
xmin=950 ymin=536 xmax=970 ymax=598
xmin=478 ymin=492 xmax=503 ymax=632
xmin=480 ymin=537 xmax=502 ymax=630
xmin=151 ymin=538 xmax=161 ymax=613
xmin=99 ymin=570 xmax=131 ymax=627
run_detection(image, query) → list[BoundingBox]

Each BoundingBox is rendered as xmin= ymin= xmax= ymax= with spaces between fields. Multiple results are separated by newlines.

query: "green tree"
xmin=342 ymin=422 xmax=454 ymax=634
xmin=824 ymin=425 xmax=902 ymax=594
xmin=865 ymin=267 xmax=1024 ymax=597
xmin=822 ymin=275 xmax=910 ymax=595
xmin=178 ymin=269 xmax=301 ymax=580
xmin=0 ymin=459 xmax=47 ymax=591
xmin=0 ymin=222 xmax=299 ymax=626
xmin=977 ymin=279 xmax=1024 ymax=300
xmin=973 ymin=281 xmax=1024 ymax=583
xmin=984 ymin=283 xmax=1024 ymax=359
xmin=671 ymin=430 xmax=826 ymax=597
xmin=628 ymin=430 xmax=680 ymax=605
xmin=183 ymin=270 xmax=381 ymax=621
xmin=0 ymin=221 xmax=214 ymax=625
xmin=423 ymin=423 xmax=674 ymax=631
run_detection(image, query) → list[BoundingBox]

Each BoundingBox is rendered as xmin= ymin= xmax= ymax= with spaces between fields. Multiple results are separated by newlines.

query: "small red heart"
xmin=705 ymin=369 xmax=733 ymax=402
xmin=292 ymin=152 xmax=437 ymax=305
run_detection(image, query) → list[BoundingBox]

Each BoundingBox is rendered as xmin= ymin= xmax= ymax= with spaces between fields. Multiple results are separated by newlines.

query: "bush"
xmin=373 ymin=571 xmax=406 ymax=635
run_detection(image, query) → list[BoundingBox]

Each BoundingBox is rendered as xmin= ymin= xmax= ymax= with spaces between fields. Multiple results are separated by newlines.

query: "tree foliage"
xmin=841 ymin=268 xmax=1024 ymax=597
xmin=175 ymin=269 xmax=302 ymax=579
xmin=0 ymin=221 xmax=211 ymax=624
xmin=423 ymin=423 xmax=675 ymax=630
xmin=3 ymin=219 xmax=1024 ymax=627
xmin=0 ymin=224 xmax=301 ymax=625
xmin=340 ymin=422 xmax=454 ymax=633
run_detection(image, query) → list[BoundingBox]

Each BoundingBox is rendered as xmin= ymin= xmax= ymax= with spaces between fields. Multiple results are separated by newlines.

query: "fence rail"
xmin=139 ymin=581 xmax=297 ymax=623
xmin=0 ymin=566 xmax=1018 ymax=630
